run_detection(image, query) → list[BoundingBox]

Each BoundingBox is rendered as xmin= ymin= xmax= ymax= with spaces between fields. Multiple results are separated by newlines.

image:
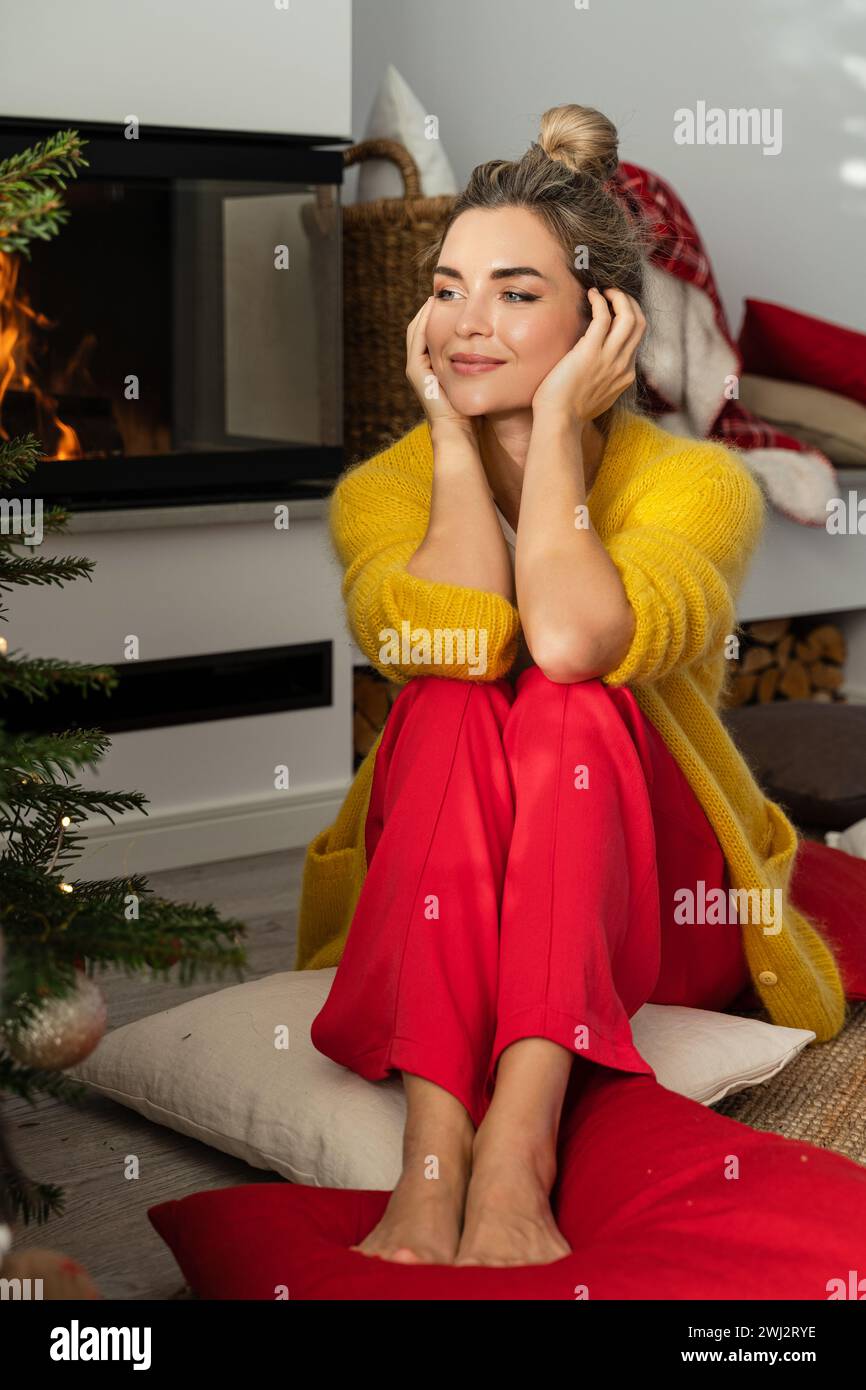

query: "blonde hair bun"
xmin=537 ymin=103 xmax=619 ymax=182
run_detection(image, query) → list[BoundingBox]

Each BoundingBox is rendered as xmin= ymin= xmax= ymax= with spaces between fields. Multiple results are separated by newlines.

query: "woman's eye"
xmin=433 ymin=287 xmax=539 ymax=303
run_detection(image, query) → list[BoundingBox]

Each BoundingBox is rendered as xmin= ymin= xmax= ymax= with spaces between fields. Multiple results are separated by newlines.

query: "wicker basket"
xmin=339 ymin=138 xmax=456 ymax=466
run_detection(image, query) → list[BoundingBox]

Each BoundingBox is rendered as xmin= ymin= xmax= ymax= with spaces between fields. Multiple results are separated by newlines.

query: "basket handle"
xmin=343 ymin=138 xmax=423 ymax=199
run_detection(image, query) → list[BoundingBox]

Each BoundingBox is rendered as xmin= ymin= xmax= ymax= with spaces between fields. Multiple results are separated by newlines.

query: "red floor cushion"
xmin=149 ymin=1062 xmax=866 ymax=1300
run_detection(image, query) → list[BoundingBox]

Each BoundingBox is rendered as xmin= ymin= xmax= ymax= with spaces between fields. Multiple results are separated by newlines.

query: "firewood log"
xmin=742 ymin=645 xmax=774 ymax=673
xmin=808 ymin=623 xmax=846 ymax=664
xmin=726 ymin=671 xmax=758 ymax=706
xmin=809 ymin=661 xmax=845 ymax=691
xmin=747 ymin=618 xmax=791 ymax=644
xmin=778 ymin=659 xmax=811 ymax=700
xmin=757 ymin=666 xmax=781 ymax=702
xmin=353 ymin=711 xmax=379 ymax=758
xmin=354 ymin=675 xmax=390 ymax=729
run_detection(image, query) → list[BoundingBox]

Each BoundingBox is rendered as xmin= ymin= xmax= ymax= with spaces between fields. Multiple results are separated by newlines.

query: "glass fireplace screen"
xmin=0 ymin=164 xmax=342 ymax=501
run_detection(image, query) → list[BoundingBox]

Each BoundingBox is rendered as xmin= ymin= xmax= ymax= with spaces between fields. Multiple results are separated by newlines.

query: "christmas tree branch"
xmin=0 ymin=553 xmax=97 ymax=590
xmin=0 ymin=1051 xmax=87 ymax=1107
xmin=0 ymin=657 xmax=116 ymax=701
xmin=2 ymin=1168 xmax=66 ymax=1227
xmin=0 ymin=433 xmax=42 ymax=484
xmin=0 ymin=727 xmax=118 ymax=780
xmin=0 ymin=131 xmax=89 ymax=255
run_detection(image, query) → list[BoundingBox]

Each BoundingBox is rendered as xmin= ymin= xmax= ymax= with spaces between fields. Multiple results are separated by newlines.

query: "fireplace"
xmin=0 ymin=118 xmax=345 ymax=509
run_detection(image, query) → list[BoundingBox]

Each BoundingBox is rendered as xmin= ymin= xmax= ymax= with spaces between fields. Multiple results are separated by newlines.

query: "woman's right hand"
xmin=406 ymin=297 xmax=478 ymax=434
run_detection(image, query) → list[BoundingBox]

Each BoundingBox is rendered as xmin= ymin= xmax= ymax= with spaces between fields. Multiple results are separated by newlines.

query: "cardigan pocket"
xmin=296 ymin=825 xmax=366 ymax=970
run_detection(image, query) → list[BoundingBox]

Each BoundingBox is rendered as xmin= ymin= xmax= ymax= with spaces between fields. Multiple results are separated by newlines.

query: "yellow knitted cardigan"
xmin=296 ymin=407 xmax=847 ymax=1043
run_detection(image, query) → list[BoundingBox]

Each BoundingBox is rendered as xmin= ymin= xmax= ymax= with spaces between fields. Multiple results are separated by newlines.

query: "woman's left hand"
xmin=531 ymin=287 xmax=646 ymax=424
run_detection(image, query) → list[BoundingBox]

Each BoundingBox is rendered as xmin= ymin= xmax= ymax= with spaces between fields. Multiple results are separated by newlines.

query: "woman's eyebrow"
xmin=433 ymin=264 xmax=551 ymax=283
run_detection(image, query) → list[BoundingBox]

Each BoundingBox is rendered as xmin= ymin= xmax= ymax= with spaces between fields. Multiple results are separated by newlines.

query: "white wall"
xmin=0 ymin=0 xmax=352 ymax=138
xmin=8 ymin=506 xmax=354 ymax=876
xmin=351 ymin=0 xmax=866 ymax=336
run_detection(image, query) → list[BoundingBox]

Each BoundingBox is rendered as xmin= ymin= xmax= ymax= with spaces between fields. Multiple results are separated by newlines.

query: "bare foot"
xmin=351 ymin=1075 xmax=475 ymax=1264
xmin=455 ymin=1111 xmax=571 ymax=1267
xmin=350 ymin=1157 xmax=468 ymax=1264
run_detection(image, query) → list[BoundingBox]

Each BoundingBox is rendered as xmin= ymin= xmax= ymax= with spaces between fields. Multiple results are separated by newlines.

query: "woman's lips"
xmin=449 ymin=357 xmax=506 ymax=375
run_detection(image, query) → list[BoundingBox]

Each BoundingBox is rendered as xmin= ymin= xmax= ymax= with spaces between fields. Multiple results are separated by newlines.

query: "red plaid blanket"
xmin=608 ymin=161 xmax=837 ymax=524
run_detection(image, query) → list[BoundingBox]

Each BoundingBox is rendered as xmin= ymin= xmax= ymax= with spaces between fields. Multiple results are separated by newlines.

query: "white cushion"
xmin=355 ymin=63 xmax=458 ymax=203
xmin=69 ymin=969 xmax=813 ymax=1191
xmin=826 ymin=816 xmax=866 ymax=858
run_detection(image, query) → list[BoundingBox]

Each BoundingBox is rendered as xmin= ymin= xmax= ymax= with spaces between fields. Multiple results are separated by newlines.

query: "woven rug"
xmin=712 ymin=1000 xmax=866 ymax=1165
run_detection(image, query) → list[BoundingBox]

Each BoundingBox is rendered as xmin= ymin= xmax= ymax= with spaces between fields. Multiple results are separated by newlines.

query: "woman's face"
xmin=425 ymin=206 xmax=590 ymax=415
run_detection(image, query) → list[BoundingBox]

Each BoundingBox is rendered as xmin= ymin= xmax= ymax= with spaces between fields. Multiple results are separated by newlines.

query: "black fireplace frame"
xmin=0 ymin=116 xmax=349 ymax=512
xmin=0 ymin=637 xmax=333 ymax=735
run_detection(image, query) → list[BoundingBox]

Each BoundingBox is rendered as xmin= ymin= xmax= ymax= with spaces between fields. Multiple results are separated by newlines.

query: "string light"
xmin=47 ymin=813 xmax=75 ymax=873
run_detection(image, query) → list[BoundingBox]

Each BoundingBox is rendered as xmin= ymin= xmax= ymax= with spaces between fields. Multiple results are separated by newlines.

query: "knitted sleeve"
xmin=601 ymin=444 xmax=767 ymax=688
xmin=329 ymin=447 xmax=521 ymax=685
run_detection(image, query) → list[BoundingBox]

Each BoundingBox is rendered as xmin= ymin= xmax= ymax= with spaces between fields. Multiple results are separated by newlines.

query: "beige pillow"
xmin=739 ymin=373 xmax=866 ymax=466
xmin=354 ymin=64 xmax=459 ymax=203
xmin=69 ymin=970 xmax=813 ymax=1191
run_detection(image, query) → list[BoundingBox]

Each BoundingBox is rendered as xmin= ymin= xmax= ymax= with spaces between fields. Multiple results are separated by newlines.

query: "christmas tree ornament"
xmin=5 ymin=972 xmax=107 ymax=1070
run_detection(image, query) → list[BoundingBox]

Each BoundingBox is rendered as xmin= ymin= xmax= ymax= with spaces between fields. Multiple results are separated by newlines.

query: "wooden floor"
xmin=6 ymin=849 xmax=305 ymax=1300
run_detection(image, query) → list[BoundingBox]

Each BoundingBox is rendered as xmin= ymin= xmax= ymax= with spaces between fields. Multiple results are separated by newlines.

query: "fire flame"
xmin=0 ymin=249 xmax=82 ymax=459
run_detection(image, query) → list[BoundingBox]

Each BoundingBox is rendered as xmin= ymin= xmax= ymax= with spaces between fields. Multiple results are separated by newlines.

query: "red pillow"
xmin=790 ymin=839 xmax=866 ymax=998
xmin=149 ymin=1062 xmax=866 ymax=1300
xmin=738 ymin=298 xmax=866 ymax=408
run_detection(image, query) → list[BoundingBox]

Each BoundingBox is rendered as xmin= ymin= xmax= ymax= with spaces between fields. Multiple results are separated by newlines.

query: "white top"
xmin=494 ymin=502 xmax=517 ymax=557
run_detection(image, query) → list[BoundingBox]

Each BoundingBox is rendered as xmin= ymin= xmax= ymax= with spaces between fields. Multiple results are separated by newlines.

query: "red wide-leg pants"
xmin=311 ymin=667 xmax=754 ymax=1130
